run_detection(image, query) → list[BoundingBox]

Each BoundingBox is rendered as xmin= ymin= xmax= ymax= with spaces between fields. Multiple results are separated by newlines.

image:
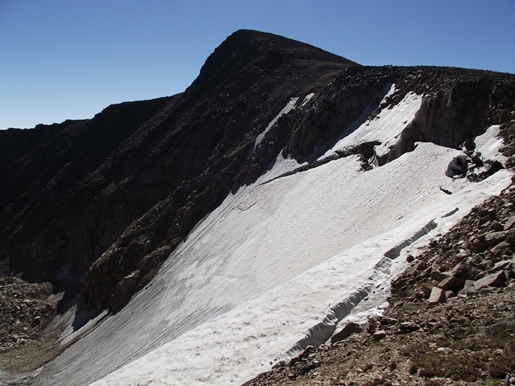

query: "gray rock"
xmin=484 ymin=231 xmax=506 ymax=246
xmin=504 ymin=215 xmax=515 ymax=230
xmin=489 ymin=259 xmax=513 ymax=274
xmin=474 ymin=271 xmax=507 ymax=291
xmin=461 ymin=280 xmax=477 ymax=295
xmin=428 ymin=287 xmax=446 ymax=303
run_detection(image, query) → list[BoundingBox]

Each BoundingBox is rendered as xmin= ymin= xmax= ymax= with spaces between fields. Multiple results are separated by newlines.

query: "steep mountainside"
xmin=1 ymin=29 xmax=515 ymax=385
xmin=0 ymin=30 xmax=356 ymax=315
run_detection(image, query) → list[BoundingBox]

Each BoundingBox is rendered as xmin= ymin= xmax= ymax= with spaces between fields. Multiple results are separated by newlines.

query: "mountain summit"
xmin=1 ymin=30 xmax=515 ymax=385
xmin=189 ymin=29 xmax=357 ymax=94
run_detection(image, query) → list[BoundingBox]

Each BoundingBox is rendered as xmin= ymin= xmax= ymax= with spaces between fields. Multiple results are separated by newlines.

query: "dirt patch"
xmin=0 ymin=275 xmax=64 ymax=375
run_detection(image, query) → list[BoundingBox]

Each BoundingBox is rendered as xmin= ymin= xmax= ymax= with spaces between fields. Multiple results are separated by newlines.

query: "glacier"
xmin=29 ymin=86 xmax=512 ymax=386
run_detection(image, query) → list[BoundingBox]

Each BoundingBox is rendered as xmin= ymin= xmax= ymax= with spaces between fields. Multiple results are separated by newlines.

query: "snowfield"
xmin=33 ymin=89 xmax=512 ymax=386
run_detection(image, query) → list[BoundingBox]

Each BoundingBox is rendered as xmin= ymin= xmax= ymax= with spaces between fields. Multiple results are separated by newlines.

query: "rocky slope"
xmin=1 ymin=29 xmax=515 ymax=383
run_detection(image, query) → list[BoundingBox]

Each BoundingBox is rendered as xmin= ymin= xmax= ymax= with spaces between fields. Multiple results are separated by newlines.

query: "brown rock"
xmin=439 ymin=276 xmax=465 ymax=291
xmin=484 ymin=231 xmax=507 ymax=246
xmin=110 ymin=270 xmax=141 ymax=309
xmin=462 ymin=280 xmax=477 ymax=295
xmin=420 ymin=282 xmax=434 ymax=296
xmin=504 ymin=215 xmax=515 ymax=230
xmin=331 ymin=322 xmax=363 ymax=343
xmin=474 ymin=271 xmax=507 ymax=291
xmin=471 ymin=236 xmax=489 ymax=251
xmin=455 ymin=249 xmax=471 ymax=261
xmin=505 ymin=230 xmax=515 ymax=246
xmin=431 ymin=271 xmax=450 ymax=282
xmin=398 ymin=322 xmax=419 ymax=334
xmin=452 ymin=262 xmax=472 ymax=279
xmin=428 ymin=287 xmax=446 ymax=303
xmin=372 ymin=330 xmax=386 ymax=340
xmin=489 ymin=259 xmax=513 ymax=274
xmin=380 ymin=317 xmax=398 ymax=326
xmin=490 ymin=241 xmax=511 ymax=257
xmin=489 ymin=221 xmax=504 ymax=231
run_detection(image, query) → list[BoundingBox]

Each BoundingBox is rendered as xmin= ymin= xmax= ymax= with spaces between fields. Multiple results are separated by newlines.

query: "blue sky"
xmin=1 ymin=0 xmax=514 ymax=129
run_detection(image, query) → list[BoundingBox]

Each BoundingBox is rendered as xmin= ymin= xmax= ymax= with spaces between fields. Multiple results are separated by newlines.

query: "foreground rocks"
xmin=244 ymin=183 xmax=515 ymax=385
xmin=0 ymin=275 xmax=65 ymax=375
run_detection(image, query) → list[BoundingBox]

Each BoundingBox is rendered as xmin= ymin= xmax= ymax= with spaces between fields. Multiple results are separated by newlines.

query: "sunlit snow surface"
xmin=33 ymin=90 xmax=512 ymax=386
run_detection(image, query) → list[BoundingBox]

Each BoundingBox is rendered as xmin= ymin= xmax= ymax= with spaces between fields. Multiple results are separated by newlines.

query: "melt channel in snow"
xmin=34 ymin=87 xmax=513 ymax=386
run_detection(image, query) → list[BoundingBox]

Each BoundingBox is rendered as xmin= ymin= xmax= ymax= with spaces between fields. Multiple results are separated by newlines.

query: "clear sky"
xmin=1 ymin=0 xmax=514 ymax=129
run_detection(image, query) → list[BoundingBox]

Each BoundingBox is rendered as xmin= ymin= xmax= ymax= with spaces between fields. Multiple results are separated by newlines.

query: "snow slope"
xmin=33 ymin=90 xmax=512 ymax=386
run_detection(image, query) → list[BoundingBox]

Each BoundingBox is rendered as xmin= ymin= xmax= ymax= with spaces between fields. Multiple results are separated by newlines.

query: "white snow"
xmin=300 ymin=92 xmax=315 ymax=107
xmin=474 ymin=124 xmax=505 ymax=162
xmin=90 ymin=141 xmax=510 ymax=386
xmin=254 ymin=97 xmax=299 ymax=148
xmin=321 ymin=85 xmax=422 ymax=160
xmin=31 ymin=90 xmax=512 ymax=386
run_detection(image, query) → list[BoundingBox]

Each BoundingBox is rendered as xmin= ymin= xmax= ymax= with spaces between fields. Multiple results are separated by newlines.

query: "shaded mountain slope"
xmin=0 ymin=30 xmax=358 ymax=317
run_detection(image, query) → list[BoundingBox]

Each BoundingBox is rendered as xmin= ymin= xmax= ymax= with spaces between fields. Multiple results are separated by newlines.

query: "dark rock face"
xmin=1 ymin=29 xmax=515 ymax=323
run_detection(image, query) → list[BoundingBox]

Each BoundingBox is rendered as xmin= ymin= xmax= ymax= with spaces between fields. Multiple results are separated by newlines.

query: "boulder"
xmin=454 ymin=249 xmax=471 ymax=261
xmin=504 ymin=215 xmax=515 ymax=230
xmin=331 ymin=322 xmax=363 ymax=343
xmin=471 ymin=236 xmax=489 ymax=251
xmin=110 ymin=270 xmax=141 ymax=309
xmin=431 ymin=271 xmax=450 ymax=282
xmin=474 ymin=271 xmax=507 ymax=291
xmin=505 ymin=230 xmax=515 ymax=246
xmin=372 ymin=330 xmax=386 ymax=341
xmin=445 ymin=155 xmax=468 ymax=178
xmin=420 ymin=282 xmax=434 ymax=296
xmin=462 ymin=280 xmax=477 ymax=295
xmin=452 ymin=262 xmax=472 ymax=279
xmin=484 ymin=231 xmax=506 ymax=246
xmin=489 ymin=241 xmax=511 ymax=258
xmin=438 ymin=275 xmax=465 ymax=291
xmin=428 ymin=287 xmax=446 ymax=303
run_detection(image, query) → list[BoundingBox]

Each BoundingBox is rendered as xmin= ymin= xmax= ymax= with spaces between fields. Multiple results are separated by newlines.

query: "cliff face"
xmin=1 ymin=29 xmax=515 ymax=322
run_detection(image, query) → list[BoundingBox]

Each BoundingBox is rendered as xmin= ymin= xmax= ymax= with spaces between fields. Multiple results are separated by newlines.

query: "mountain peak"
xmin=188 ymin=30 xmax=358 ymax=95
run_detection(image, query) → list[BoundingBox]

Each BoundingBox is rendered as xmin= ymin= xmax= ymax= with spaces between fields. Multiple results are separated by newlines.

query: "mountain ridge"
xmin=1 ymin=29 xmax=515 ymax=385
